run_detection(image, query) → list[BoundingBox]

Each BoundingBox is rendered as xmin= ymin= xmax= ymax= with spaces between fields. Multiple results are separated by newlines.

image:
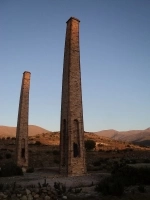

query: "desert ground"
xmin=1 ymin=127 xmax=150 ymax=199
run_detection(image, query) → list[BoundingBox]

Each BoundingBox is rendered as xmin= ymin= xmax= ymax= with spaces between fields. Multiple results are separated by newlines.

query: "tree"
xmin=0 ymin=162 xmax=23 ymax=177
xmin=85 ymin=139 xmax=96 ymax=151
xmin=35 ymin=141 xmax=41 ymax=145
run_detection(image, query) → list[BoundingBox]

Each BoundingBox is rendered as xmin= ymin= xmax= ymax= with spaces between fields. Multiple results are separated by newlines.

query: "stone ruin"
xmin=16 ymin=71 xmax=31 ymax=169
xmin=59 ymin=17 xmax=86 ymax=176
xmin=15 ymin=17 xmax=87 ymax=176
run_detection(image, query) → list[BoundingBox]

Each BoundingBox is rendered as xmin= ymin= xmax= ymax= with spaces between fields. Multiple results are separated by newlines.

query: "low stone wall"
xmin=0 ymin=185 xmax=58 ymax=200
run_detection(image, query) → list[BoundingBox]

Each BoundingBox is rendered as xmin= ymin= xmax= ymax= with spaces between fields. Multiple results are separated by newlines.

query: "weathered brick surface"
xmin=60 ymin=17 xmax=86 ymax=176
xmin=16 ymin=71 xmax=31 ymax=168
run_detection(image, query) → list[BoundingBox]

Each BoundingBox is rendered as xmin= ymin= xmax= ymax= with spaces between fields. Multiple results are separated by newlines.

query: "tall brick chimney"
xmin=16 ymin=71 xmax=31 ymax=168
xmin=60 ymin=17 xmax=86 ymax=176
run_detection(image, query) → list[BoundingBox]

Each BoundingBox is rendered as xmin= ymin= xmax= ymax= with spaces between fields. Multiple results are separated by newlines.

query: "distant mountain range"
xmin=0 ymin=125 xmax=150 ymax=146
xmin=94 ymin=128 xmax=150 ymax=146
xmin=0 ymin=125 xmax=51 ymax=137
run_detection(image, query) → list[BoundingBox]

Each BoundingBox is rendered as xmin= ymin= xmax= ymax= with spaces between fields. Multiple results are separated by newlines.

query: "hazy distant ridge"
xmin=0 ymin=125 xmax=50 ymax=137
xmin=95 ymin=128 xmax=150 ymax=146
xmin=0 ymin=125 xmax=150 ymax=146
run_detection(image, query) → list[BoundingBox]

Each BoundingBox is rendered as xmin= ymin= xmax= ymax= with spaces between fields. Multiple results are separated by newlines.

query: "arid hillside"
xmin=0 ymin=125 xmax=51 ymax=137
xmin=1 ymin=125 xmax=150 ymax=146
xmin=0 ymin=125 xmax=150 ymax=172
xmin=95 ymin=128 xmax=150 ymax=146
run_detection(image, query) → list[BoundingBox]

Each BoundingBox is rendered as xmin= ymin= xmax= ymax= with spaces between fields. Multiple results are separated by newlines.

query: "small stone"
xmin=0 ymin=193 xmax=4 ymax=198
xmin=31 ymin=188 xmax=38 ymax=193
xmin=44 ymin=196 xmax=51 ymax=200
xmin=62 ymin=196 xmax=67 ymax=200
xmin=22 ymin=167 xmax=27 ymax=172
xmin=28 ymin=194 xmax=33 ymax=200
xmin=47 ymin=191 xmax=52 ymax=195
xmin=20 ymin=190 xmax=26 ymax=195
xmin=17 ymin=193 xmax=22 ymax=197
xmin=40 ymin=193 xmax=45 ymax=198
xmin=10 ymin=194 xmax=16 ymax=198
xmin=21 ymin=195 xmax=28 ymax=200
xmin=31 ymin=192 xmax=36 ymax=196
xmin=35 ymin=188 xmax=40 ymax=193
xmin=34 ymin=194 xmax=39 ymax=198
xmin=4 ymin=190 xmax=10 ymax=196
xmin=26 ymin=189 xmax=31 ymax=195
xmin=10 ymin=194 xmax=18 ymax=200
xmin=47 ymin=186 xmax=51 ymax=191
xmin=42 ymin=189 xmax=47 ymax=193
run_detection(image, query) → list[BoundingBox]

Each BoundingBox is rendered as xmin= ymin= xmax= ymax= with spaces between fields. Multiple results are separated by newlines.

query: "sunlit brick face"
xmin=60 ymin=17 xmax=86 ymax=176
xmin=16 ymin=71 xmax=31 ymax=168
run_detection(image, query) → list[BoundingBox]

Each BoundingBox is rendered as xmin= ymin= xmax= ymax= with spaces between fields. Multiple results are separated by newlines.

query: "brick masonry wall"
xmin=16 ymin=71 xmax=31 ymax=168
xmin=60 ymin=17 xmax=86 ymax=176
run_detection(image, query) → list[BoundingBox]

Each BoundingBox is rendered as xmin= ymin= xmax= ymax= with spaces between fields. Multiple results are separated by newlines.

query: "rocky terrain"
xmin=1 ymin=125 xmax=150 ymax=146
xmin=95 ymin=128 xmax=150 ymax=146
xmin=1 ymin=125 xmax=150 ymax=199
xmin=0 ymin=125 xmax=51 ymax=137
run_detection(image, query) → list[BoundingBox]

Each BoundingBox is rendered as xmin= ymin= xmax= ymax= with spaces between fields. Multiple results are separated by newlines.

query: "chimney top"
xmin=66 ymin=17 xmax=80 ymax=23
xmin=23 ymin=71 xmax=31 ymax=74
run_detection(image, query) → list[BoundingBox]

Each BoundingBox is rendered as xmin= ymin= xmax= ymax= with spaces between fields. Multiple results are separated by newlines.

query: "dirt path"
xmin=0 ymin=168 xmax=110 ymax=188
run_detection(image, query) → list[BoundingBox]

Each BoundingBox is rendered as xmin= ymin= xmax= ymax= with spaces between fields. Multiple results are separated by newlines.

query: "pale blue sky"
xmin=0 ymin=0 xmax=150 ymax=132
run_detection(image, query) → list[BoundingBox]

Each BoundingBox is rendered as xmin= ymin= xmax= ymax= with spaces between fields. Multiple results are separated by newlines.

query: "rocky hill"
xmin=0 ymin=125 xmax=150 ymax=146
xmin=0 ymin=125 xmax=51 ymax=137
xmin=95 ymin=128 xmax=150 ymax=146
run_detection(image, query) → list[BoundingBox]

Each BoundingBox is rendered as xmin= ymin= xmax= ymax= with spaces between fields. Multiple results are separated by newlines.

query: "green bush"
xmin=5 ymin=153 xmax=12 ymax=159
xmin=85 ymin=140 xmax=96 ymax=151
xmin=54 ymin=159 xmax=59 ymax=164
xmin=53 ymin=150 xmax=60 ymax=155
xmin=130 ymin=159 xmax=137 ymax=164
xmin=138 ymin=185 xmax=146 ymax=193
xmin=111 ymin=161 xmax=126 ymax=174
xmin=74 ymin=188 xmax=82 ymax=194
xmin=35 ymin=141 xmax=41 ymax=145
xmin=38 ymin=179 xmax=49 ymax=188
xmin=0 ymin=162 xmax=23 ymax=177
xmin=0 ymin=183 xmax=4 ymax=191
xmin=26 ymin=167 xmax=34 ymax=173
xmin=143 ymin=159 xmax=150 ymax=163
xmin=93 ymin=160 xmax=101 ymax=166
xmin=95 ymin=177 xmax=124 ymax=196
xmin=46 ymin=150 xmax=51 ymax=154
xmin=113 ymin=165 xmax=150 ymax=186
xmin=95 ymin=165 xmax=150 ymax=196
xmin=54 ymin=182 xmax=66 ymax=196
xmin=93 ymin=158 xmax=109 ymax=167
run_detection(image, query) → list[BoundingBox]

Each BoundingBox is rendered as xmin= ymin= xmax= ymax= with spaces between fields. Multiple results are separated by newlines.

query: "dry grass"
xmin=0 ymin=125 xmax=50 ymax=137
